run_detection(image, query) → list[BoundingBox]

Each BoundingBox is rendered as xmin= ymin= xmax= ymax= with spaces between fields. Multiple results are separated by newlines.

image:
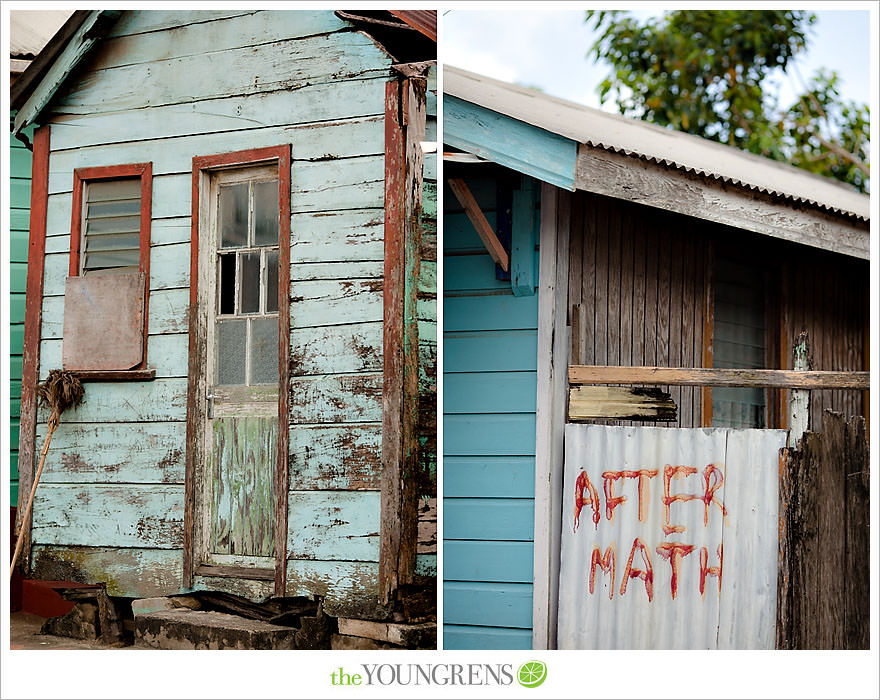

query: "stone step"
xmin=135 ymin=610 xmax=299 ymax=650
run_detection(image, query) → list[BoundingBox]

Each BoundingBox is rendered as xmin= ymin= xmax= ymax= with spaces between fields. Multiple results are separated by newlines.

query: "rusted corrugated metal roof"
xmin=445 ymin=66 xmax=868 ymax=221
xmin=559 ymin=424 xmax=786 ymax=649
xmin=389 ymin=10 xmax=436 ymax=41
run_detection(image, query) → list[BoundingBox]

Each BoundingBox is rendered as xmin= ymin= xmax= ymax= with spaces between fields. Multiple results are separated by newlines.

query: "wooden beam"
xmin=569 ymin=386 xmax=677 ymax=421
xmin=14 ymin=125 xmax=50 ymax=575
xmin=447 ymin=177 xmax=510 ymax=272
xmin=576 ymin=144 xmax=869 ymax=260
xmin=569 ymin=365 xmax=869 ymax=390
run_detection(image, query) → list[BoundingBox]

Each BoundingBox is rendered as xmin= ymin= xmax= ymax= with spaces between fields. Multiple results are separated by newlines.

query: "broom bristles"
xmin=37 ymin=369 xmax=85 ymax=417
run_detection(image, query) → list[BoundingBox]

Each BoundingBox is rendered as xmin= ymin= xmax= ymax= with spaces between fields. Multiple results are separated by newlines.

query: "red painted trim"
xmin=15 ymin=125 xmax=50 ymax=573
xmin=184 ymin=145 xmax=291 ymax=593
xmin=68 ymin=161 xmax=152 ymax=370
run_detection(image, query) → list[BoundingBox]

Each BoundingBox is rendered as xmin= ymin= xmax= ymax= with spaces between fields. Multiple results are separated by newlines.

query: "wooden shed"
xmin=11 ymin=9 xmax=437 ymax=626
xmin=442 ymin=67 xmax=868 ymax=649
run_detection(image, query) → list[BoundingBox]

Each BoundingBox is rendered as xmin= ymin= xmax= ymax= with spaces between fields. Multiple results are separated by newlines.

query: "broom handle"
xmin=9 ymin=415 xmax=58 ymax=579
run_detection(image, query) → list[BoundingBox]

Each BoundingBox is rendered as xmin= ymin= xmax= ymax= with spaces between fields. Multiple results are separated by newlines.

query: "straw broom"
xmin=10 ymin=370 xmax=85 ymax=578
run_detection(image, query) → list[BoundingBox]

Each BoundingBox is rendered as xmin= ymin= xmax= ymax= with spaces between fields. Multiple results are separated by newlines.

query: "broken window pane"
xmin=253 ymin=180 xmax=279 ymax=246
xmin=265 ymin=249 xmax=279 ymax=313
xmin=250 ymin=317 xmax=278 ymax=384
xmin=216 ymin=319 xmax=246 ymax=385
xmin=219 ymin=253 xmax=236 ymax=315
xmin=219 ymin=183 xmax=248 ymax=248
xmin=240 ymin=251 xmax=260 ymax=314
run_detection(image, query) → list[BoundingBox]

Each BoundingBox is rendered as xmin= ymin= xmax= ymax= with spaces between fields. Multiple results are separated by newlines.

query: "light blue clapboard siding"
xmin=290 ymin=323 xmax=381 ymax=376
xmin=35 ymin=421 xmax=186 ymax=484
xmin=285 ymin=559 xmax=381 ymax=618
xmin=443 ymin=457 xmax=535 ymax=499
xmin=48 ymin=76 xmax=388 ymax=150
xmin=443 ymin=175 xmax=540 ymax=649
xmin=444 ymin=499 xmax=535 ymax=541
xmin=443 ymin=625 xmax=533 ymax=651
xmin=56 ymin=31 xmax=389 ymax=116
xmin=287 ymin=491 xmax=380 ymax=561
xmin=444 ymin=582 xmax=533 ymax=628
xmin=291 ymin=209 xmax=384 ymax=263
xmin=32 ymin=484 xmax=184 ymax=548
xmin=36 ymin=380 xmax=188 ymax=423
xmin=40 ymin=333 xmax=190 ymax=380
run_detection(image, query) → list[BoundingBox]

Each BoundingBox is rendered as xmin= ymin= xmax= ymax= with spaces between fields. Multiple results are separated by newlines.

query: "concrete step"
xmin=134 ymin=609 xmax=300 ymax=650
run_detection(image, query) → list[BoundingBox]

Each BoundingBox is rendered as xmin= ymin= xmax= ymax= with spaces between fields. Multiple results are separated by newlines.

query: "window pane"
xmin=87 ymin=198 xmax=140 ymax=218
xmin=86 ymin=215 xmax=141 ymax=235
xmin=219 ymin=183 xmax=248 ymax=248
xmin=84 ymin=232 xmax=140 ymax=253
xmin=253 ymin=180 xmax=279 ymax=246
xmin=250 ymin=317 xmax=278 ymax=384
xmin=84 ymin=250 xmax=140 ymax=270
xmin=219 ymin=253 xmax=236 ymax=315
xmin=240 ymin=252 xmax=260 ymax=314
xmin=265 ymin=249 xmax=279 ymax=313
xmin=216 ymin=319 xmax=246 ymax=385
xmin=87 ymin=179 xmax=140 ymax=202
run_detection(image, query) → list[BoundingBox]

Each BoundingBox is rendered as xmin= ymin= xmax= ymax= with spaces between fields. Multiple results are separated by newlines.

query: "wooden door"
xmin=196 ymin=165 xmax=281 ymax=577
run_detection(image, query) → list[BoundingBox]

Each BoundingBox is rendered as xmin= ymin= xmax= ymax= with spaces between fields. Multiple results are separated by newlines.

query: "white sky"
xmin=442 ymin=8 xmax=872 ymax=112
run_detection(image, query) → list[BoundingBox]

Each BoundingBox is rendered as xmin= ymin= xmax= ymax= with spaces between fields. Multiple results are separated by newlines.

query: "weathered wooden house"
xmin=442 ymin=67 xmax=868 ymax=649
xmin=11 ymin=9 xmax=437 ymax=641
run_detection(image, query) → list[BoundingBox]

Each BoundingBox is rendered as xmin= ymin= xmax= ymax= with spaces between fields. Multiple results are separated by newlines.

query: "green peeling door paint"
xmin=199 ymin=164 xmax=280 ymax=570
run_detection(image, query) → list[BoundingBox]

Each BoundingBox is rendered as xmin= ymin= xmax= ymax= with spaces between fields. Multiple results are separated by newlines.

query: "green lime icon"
xmin=517 ymin=660 xmax=547 ymax=688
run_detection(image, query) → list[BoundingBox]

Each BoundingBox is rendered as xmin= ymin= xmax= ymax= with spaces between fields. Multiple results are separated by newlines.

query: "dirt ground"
xmin=9 ymin=612 xmax=135 ymax=650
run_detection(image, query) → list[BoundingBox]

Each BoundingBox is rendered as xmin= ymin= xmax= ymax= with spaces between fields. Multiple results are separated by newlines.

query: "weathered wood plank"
xmin=844 ymin=417 xmax=869 ymax=649
xmin=289 ymin=373 xmax=382 ymax=424
xmin=290 ymin=279 xmax=383 ymax=329
xmin=31 ymin=545 xmax=183 ymax=598
xmin=40 ymin=333 xmax=190 ymax=379
xmin=287 ymin=491 xmax=380 ymax=562
xmin=289 ymin=423 xmax=382 ymax=490
xmin=285 ymin=560 xmax=383 ymax=619
xmin=106 ymin=10 xmax=254 ymax=38
xmin=447 ymin=178 xmax=509 ymax=272
xmin=290 ymin=322 xmax=382 ymax=376
xmin=576 ymin=145 xmax=869 ymax=260
xmin=56 ymin=32 xmax=390 ymax=116
xmin=568 ymin=365 xmax=870 ymax=389
xmin=289 ymin=261 xmax=383 ymax=281
xmin=291 ymin=209 xmax=384 ymax=263
xmin=191 ymin=575 xmax=274 ymax=603
xmin=417 ymin=497 xmax=437 ymax=554
xmin=96 ymin=10 xmax=346 ymax=67
xmin=48 ymin=76 xmax=388 ymax=150
xmin=36 ymin=379 xmax=188 ymax=423
xmin=34 ymin=421 xmax=185 ymax=484
xmin=210 ymin=417 xmax=276 ymax=558
xmin=292 ymin=155 xmax=384 ymax=214
xmin=48 ymin=118 xmax=384 ymax=198
xmin=817 ymin=412 xmax=845 ymax=648
xmin=32 ymin=484 xmax=184 ymax=549
xmin=568 ymin=385 xmax=677 ymax=421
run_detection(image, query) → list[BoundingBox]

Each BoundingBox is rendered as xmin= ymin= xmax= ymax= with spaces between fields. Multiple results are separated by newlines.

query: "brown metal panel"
xmin=388 ymin=10 xmax=437 ymax=41
xmin=62 ymin=272 xmax=145 ymax=371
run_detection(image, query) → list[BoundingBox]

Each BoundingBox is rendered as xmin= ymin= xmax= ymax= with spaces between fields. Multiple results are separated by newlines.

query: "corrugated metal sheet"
xmin=558 ymin=424 xmax=786 ymax=649
xmin=10 ymin=10 xmax=73 ymax=58
xmin=389 ymin=10 xmax=436 ymax=41
xmin=445 ymin=66 xmax=868 ymax=221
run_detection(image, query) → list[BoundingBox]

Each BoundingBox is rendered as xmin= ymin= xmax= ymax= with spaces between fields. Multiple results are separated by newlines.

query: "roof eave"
xmin=11 ymin=10 xmax=120 ymax=138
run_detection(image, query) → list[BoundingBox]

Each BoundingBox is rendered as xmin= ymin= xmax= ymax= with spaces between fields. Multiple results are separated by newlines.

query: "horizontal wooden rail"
xmin=569 ymin=365 xmax=870 ymax=390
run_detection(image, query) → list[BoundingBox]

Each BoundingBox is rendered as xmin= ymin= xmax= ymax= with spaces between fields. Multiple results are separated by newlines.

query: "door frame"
xmin=183 ymin=145 xmax=291 ymax=596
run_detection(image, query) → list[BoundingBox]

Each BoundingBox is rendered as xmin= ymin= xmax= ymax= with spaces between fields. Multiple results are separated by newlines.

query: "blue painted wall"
xmin=443 ymin=175 xmax=540 ymax=649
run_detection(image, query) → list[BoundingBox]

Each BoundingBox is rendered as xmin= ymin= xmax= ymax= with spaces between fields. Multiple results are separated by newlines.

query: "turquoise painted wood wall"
xmin=10 ymin=117 xmax=35 ymax=505
xmin=443 ymin=174 xmax=540 ymax=649
xmin=29 ymin=10 xmax=411 ymax=612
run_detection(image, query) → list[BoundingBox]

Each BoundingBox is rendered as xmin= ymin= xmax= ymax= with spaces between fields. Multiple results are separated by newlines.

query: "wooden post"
xmin=788 ymin=332 xmax=811 ymax=448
